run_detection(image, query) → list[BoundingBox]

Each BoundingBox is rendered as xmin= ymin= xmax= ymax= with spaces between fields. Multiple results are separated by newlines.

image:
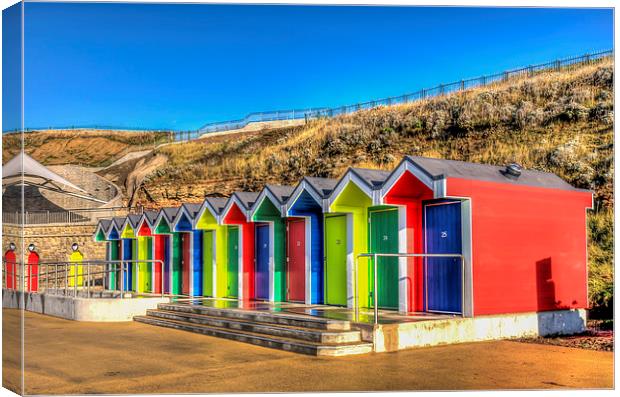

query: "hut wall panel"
xmin=447 ymin=177 xmax=592 ymax=316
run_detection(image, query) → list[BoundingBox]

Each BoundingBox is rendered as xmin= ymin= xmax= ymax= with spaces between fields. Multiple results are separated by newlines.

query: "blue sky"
xmin=3 ymin=3 xmax=614 ymax=131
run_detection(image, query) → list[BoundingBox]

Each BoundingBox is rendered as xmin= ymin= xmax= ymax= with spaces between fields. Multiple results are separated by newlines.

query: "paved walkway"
xmin=2 ymin=309 xmax=613 ymax=394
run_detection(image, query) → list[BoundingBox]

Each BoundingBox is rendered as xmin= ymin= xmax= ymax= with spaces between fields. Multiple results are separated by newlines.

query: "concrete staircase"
xmin=134 ymin=303 xmax=373 ymax=356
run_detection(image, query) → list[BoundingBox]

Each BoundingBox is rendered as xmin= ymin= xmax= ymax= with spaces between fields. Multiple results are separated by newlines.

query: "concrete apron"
xmin=359 ymin=309 xmax=587 ymax=352
xmin=2 ymin=289 xmax=169 ymax=322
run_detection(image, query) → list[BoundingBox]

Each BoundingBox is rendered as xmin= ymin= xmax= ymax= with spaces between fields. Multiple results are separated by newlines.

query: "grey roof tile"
xmin=405 ymin=155 xmax=581 ymax=191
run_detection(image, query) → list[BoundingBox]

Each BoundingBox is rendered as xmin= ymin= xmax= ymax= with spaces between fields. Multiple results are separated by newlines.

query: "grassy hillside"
xmin=2 ymin=129 xmax=171 ymax=167
xmin=139 ymin=58 xmax=613 ymax=315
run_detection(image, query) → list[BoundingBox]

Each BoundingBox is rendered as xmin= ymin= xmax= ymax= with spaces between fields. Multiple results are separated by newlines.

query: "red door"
xmin=182 ymin=233 xmax=191 ymax=295
xmin=287 ymin=219 xmax=306 ymax=302
xmin=4 ymin=250 xmax=16 ymax=290
xmin=27 ymin=251 xmax=40 ymax=292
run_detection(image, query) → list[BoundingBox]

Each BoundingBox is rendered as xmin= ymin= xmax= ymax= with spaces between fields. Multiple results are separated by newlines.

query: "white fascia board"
xmin=326 ymin=171 xmax=373 ymax=210
xmin=380 ymin=158 xmax=438 ymax=203
xmin=172 ymin=205 xmax=192 ymax=232
xmin=195 ymin=199 xmax=221 ymax=228
xmin=248 ymin=188 xmax=280 ymax=220
xmin=221 ymin=195 xmax=250 ymax=223
xmin=105 ymin=221 xmax=120 ymax=240
xmin=154 ymin=210 xmax=173 ymax=234
xmin=285 ymin=179 xmax=323 ymax=216
xmin=93 ymin=222 xmax=106 ymax=241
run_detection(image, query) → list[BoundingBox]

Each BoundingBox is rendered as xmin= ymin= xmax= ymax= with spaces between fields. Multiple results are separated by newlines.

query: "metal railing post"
xmin=120 ymin=261 xmax=124 ymax=299
xmin=87 ymin=262 xmax=91 ymax=298
xmin=161 ymin=260 xmax=165 ymax=298
xmin=65 ymin=263 xmax=68 ymax=295
xmin=354 ymin=257 xmax=359 ymax=322
xmin=373 ymin=253 xmax=378 ymax=326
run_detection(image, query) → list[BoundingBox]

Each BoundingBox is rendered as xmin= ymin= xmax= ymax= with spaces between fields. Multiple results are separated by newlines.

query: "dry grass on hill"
xmin=2 ymin=129 xmax=171 ymax=167
xmin=143 ymin=59 xmax=613 ymax=208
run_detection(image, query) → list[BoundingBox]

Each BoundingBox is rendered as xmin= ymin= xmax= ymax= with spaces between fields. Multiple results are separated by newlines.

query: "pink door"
xmin=287 ymin=219 xmax=305 ymax=302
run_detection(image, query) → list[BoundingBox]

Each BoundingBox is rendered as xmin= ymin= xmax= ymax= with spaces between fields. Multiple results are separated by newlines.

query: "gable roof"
xmin=143 ymin=210 xmax=159 ymax=226
xmin=205 ymin=197 xmax=228 ymax=215
xmin=405 ymin=155 xmax=581 ymax=191
xmin=126 ymin=214 xmax=142 ymax=229
xmin=350 ymin=168 xmax=391 ymax=188
xmin=181 ymin=203 xmax=202 ymax=220
xmin=94 ymin=219 xmax=112 ymax=240
xmin=249 ymin=184 xmax=294 ymax=219
xmin=328 ymin=167 xmax=391 ymax=207
xmin=155 ymin=207 xmax=181 ymax=228
xmin=304 ymin=177 xmax=339 ymax=198
xmin=234 ymin=192 xmax=259 ymax=211
xmin=265 ymin=184 xmax=295 ymax=205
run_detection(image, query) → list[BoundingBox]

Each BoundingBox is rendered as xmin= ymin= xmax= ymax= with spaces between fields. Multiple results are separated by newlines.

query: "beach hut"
xmin=134 ymin=210 xmax=160 ymax=293
xmin=173 ymin=203 xmax=204 ymax=296
xmin=249 ymin=185 xmax=295 ymax=302
xmin=284 ymin=177 xmax=339 ymax=304
xmin=380 ymin=156 xmax=593 ymax=316
xmin=220 ymin=192 xmax=259 ymax=300
xmin=154 ymin=207 xmax=182 ymax=295
xmin=136 ymin=210 xmax=162 ymax=293
xmin=105 ymin=217 xmax=126 ymax=290
xmin=121 ymin=214 xmax=142 ymax=291
xmin=94 ymin=219 xmax=113 ymax=289
xmin=325 ymin=168 xmax=391 ymax=309
xmin=195 ymin=197 xmax=229 ymax=298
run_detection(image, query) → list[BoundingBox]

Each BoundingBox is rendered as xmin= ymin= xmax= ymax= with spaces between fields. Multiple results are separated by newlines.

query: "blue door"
xmin=424 ymin=201 xmax=462 ymax=313
xmin=121 ymin=239 xmax=133 ymax=291
xmin=192 ymin=230 xmax=203 ymax=296
xmin=256 ymin=224 xmax=270 ymax=300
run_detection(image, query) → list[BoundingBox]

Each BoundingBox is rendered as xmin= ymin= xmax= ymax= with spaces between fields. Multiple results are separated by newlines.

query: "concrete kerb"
xmin=2 ymin=289 xmax=169 ymax=322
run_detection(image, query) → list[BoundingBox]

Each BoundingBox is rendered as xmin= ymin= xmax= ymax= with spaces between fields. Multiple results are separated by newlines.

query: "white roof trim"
xmin=285 ymin=179 xmax=324 ymax=216
xmin=105 ymin=220 xmax=121 ymax=240
xmin=249 ymin=188 xmax=285 ymax=220
xmin=326 ymin=170 xmax=375 ymax=210
xmin=195 ymin=199 xmax=222 ymax=228
xmin=221 ymin=195 xmax=250 ymax=223
xmin=172 ymin=205 xmax=194 ymax=231
xmin=154 ymin=209 xmax=176 ymax=233
xmin=380 ymin=158 xmax=444 ymax=203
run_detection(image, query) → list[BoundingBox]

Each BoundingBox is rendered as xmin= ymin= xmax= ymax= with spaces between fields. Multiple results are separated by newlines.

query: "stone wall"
xmin=2 ymin=223 xmax=105 ymax=263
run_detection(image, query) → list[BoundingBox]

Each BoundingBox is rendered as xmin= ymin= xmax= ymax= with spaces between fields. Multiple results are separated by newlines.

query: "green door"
xmin=325 ymin=215 xmax=347 ymax=306
xmin=203 ymin=230 xmax=214 ymax=297
xmin=145 ymin=237 xmax=153 ymax=292
xmin=369 ymin=209 xmax=399 ymax=309
xmin=227 ymin=227 xmax=239 ymax=298
xmin=109 ymin=241 xmax=118 ymax=289
xmin=171 ymin=233 xmax=182 ymax=295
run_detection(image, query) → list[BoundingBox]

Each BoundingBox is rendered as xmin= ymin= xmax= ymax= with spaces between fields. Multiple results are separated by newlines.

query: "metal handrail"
xmin=355 ymin=252 xmax=465 ymax=325
xmin=2 ymin=259 xmax=165 ymax=299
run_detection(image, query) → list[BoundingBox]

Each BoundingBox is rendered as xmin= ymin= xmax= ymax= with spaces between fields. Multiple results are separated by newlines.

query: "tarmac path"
xmin=2 ymin=309 xmax=613 ymax=394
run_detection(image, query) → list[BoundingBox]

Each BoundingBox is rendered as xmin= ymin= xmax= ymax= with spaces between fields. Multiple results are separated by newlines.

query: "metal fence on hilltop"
xmin=2 ymin=206 xmax=143 ymax=226
xmin=5 ymin=50 xmax=613 ymax=142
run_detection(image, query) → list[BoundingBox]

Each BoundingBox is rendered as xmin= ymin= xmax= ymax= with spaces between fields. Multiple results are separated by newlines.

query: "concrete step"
xmin=146 ymin=309 xmax=361 ymax=344
xmin=156 ymin=303 xmax=351 ymax=331
xmin=134 ymin=315 xmax=372 ymax=357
